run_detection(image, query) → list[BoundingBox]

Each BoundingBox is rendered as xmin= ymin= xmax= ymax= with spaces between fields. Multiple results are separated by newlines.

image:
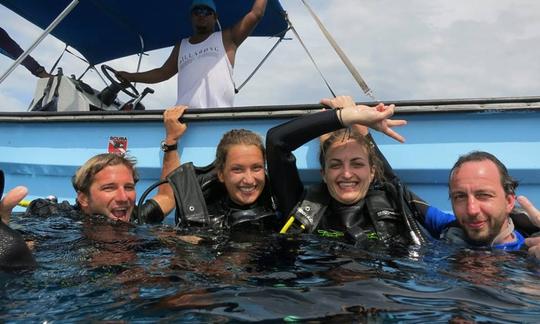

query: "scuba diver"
xmin=25 ymin=110 xmax=183 ymax=224
xmin=0 ymin=170 xmax=36 ymax=270
xmin=266 ymin=95 xmax=433 ymax=247
xmin=444 ymin=151 xmax=540 ymax=252
xmin=25 ymin=152 xmax=173 ymax=224
xmin=137 ymin=106 xmax=278 ymax=233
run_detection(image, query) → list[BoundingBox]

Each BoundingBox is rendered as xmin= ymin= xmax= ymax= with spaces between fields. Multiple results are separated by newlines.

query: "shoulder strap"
xmin=166 ymin=162 xmax=210 ymax=227
xmin=363 ymin=186 xmax=402 ymax=242
xmin=374 ymin=181 xmax=428 ymax=245
xmin=292 ymin=183 xmax=329 ymax=233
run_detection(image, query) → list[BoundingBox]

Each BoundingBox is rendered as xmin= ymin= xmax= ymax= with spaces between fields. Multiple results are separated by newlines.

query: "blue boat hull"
xmin=1 ymin=98 xmax=539 ymax=213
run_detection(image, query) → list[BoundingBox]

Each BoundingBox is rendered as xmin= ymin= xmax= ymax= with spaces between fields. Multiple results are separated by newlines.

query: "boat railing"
xmin=1 ymin=96 xmax=540 ymax=123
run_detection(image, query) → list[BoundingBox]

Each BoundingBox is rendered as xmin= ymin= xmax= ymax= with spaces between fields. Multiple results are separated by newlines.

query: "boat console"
xmin=28 ymin=65 xmax=153 ymax=112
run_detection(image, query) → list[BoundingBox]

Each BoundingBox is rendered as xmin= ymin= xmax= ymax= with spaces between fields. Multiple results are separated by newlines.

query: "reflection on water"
xmin=2 ymin=211 xmax=540 ymax=322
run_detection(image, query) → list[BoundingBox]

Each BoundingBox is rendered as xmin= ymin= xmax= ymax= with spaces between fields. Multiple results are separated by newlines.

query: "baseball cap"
xmin=190 ymin=0 xmax=217 ymax=12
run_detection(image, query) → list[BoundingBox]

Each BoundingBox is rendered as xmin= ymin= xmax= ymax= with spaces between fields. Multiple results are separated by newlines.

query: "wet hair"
xmin=72 ymin=153 xmax=139 ymax=195
xmin=449 ymin=151 xmax=518 ymax=195
xmin=319 ymin=128 xmax=384 ymax=182
xmin=215 ymin=129 xmax=265 ymax=172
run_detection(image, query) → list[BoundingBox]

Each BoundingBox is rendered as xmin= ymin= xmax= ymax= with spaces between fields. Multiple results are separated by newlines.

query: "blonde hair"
xmin=72 ymin=153 xmax=138 ymax=194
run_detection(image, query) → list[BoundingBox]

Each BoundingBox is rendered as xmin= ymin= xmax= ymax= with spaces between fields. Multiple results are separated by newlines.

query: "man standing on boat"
xmin=116 ymin=0 xmax=267 ymax=108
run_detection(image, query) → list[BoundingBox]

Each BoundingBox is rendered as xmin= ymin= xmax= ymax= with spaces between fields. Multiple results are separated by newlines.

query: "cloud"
xmin=1 ymin=0 xmax=540 ymax=112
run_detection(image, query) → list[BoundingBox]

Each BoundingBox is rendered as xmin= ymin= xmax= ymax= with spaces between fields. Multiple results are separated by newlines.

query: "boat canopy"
xmin=0 ymin=0 xmax=288 ymax=65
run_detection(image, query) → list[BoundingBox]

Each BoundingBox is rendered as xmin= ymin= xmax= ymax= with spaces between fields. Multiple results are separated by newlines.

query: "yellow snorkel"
xmin=18 ymin=200 xmax=31 ymax=207
xmin=279 ymin=215 xmax=305 ymax=234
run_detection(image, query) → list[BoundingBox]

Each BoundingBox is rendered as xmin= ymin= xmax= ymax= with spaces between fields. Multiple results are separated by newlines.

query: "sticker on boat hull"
xmin=108 ymin=136 xmax=128 ymax=155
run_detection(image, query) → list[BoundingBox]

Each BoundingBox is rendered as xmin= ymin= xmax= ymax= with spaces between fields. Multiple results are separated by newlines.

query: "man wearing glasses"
xmin=117 ymin=0 xmax=267 ymax=108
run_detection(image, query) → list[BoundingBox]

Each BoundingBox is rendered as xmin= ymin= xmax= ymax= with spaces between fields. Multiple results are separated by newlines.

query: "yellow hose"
xmin=17 ymin=200 xmax=31 ymax=207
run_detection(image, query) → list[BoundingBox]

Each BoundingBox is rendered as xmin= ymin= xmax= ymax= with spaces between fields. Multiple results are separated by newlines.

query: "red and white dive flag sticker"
xmin=108 ymin=136 xmax=128 ymax=155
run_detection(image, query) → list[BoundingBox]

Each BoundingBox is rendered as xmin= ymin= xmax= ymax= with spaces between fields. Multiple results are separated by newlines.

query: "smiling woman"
xmin=266 ymin=96 xmax=456 ymax=246
xmin=149 ymin=107 xmax=278 ymax=231
xmin=215 ymin=129 xmax=266 ymax=206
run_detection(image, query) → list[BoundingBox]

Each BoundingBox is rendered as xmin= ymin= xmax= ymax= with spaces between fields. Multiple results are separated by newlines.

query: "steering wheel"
xmin=101 ymin=64 xmax=139 ymax=98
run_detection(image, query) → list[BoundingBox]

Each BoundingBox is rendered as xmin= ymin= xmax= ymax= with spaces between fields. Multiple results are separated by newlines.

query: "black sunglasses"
xmin=192 ymin=7 xmax=214 ymax=17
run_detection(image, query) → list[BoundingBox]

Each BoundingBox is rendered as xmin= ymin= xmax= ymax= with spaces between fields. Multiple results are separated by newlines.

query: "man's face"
xmin=449 ymin=160 xmax=515 ymax=244
xmin=77 ymin=164 xmax=136 ymax=222
xmin=191 ymin=6 xmax=216 ymax=34
xmin=218 ymin=144 xmax=265 ymax=206
xmin=322 ymin=140 xmax=374 ymax=205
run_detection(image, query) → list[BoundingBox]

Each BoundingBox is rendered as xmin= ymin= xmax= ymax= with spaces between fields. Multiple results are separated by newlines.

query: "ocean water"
xmin=2 ymin=212 xmax=540 ymax=322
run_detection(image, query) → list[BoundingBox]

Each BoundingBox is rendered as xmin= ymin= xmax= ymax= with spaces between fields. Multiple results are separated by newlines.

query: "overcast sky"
xmin=1 ymin=0 xmax=540 ymax=112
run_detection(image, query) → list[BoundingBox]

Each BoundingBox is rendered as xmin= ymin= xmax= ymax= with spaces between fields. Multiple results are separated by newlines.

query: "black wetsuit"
xmin=266 ymin=109 xmax=431 ymax=244
xmin=25 ymin=198 xmax=163 ymax=224
xmin=172 ymin=169 xmax=279 ymax=232
xmin=0 ymin=170 xmax=36 ymax=270
xmin=0 ymin=220 xmax=36 ymax=270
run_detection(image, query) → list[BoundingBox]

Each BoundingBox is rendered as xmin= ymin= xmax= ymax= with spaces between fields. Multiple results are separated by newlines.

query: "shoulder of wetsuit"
xmin=136 ymin=198 xmax=165 ymax=224
xmin=510 ymin=207 xmax=540 ymax=237
xmin=0 ymin=169 xmax=4 ymax=201
xmin=0 ymin=220 xmax=36 ymax=270
xmin=192 ymin=161 xmax=224 ymax=201
xmin=193 ymin=160 xmax=216 ymax=176
xmin=25 ymin=198 xmax=76 ymax=218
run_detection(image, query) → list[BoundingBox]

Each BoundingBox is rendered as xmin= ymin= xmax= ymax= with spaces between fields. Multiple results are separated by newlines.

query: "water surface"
xmin=2 ymin=212 xmax=540 ymax=322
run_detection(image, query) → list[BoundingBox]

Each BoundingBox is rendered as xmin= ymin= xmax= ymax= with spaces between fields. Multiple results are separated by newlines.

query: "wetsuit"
xmin=441 ymin=223 xmax=525 ymax=250
xmin=428 ymin=209 xmax=533 ymax=251
xmin=0 ymin=170 xmax=36 ymax=270
xmin=0 ymin=219 xmax=36 ymax=270
xmin=25 ymin=198 xmax=164 ymax=224
xmin=168 ymin=164 xmax=278 ymax=232
xmin=266 ymin=109 xmax=451 ymax=245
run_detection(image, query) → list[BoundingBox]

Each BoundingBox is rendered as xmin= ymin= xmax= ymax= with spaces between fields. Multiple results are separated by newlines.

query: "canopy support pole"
xmin=235 ymin=30 xmax=288 ymax=93
xmin=0 ymin=0 xmax=81 ymax=85
xmin=133 ymin=34 xmax=146 ymax=87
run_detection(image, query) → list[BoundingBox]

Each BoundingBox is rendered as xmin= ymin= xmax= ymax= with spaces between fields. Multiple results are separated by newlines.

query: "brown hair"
xmin=319 ymin=128 xmax=384 ymax=182
xmin=449 ymin=151 xmax=518 ymax=195
xmin=215 ymin=129 xmax=265 ymax=171
xmin=72 ymin=153 xmax=139 ymax=194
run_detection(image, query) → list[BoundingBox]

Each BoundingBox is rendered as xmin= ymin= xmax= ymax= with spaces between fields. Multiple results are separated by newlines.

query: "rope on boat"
xmin=301 ymin=0 xmax=375 ymax=100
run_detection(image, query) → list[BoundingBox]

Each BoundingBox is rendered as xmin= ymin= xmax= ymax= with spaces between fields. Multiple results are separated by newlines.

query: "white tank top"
xmin=176 ymin=31 xmax=235 ymax=108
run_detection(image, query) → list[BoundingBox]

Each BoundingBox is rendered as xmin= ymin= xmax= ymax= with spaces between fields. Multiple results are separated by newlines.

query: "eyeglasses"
xmin=192 ymin=7 xmax=214 ymax=17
